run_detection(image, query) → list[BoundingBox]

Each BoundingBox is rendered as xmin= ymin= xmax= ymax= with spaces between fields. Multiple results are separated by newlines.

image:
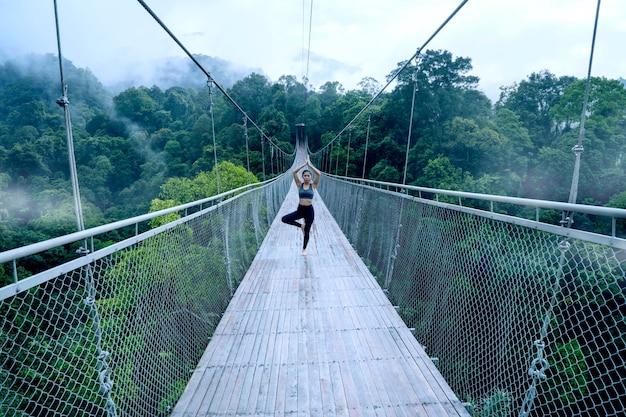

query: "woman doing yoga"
xmin=281 ymin=155 xmax=321 ymax=255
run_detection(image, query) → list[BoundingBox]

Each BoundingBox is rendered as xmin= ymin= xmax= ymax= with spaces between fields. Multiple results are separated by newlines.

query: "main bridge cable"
xmin=134 ymin=0 xmax=291 ymax=156
xmin=518 ymin=2 xmax=602 ymax=417
xmin=313 ymin=0 xmax=469 ymax=156
xmin=302 ymin=0 xmax=314 ymax=84
xmin=53 ymin=2 xmax=117 ymax=416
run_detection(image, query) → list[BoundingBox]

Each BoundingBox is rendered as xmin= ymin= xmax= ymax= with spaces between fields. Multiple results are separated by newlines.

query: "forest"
xmin=1 ymin=48 xmax=626 ymax=417
xmin=1 ymin=50 xmax=626 ymax=270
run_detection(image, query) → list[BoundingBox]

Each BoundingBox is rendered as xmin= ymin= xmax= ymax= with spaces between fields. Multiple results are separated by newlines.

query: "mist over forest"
xmin=1 ymin=50 xmax=626 ymax=280
xmin=105 ymin=53 xmax=261 ymax=95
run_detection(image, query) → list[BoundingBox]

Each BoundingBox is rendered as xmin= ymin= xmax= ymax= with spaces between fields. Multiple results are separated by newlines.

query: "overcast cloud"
xmin=1 ymin=0 xmax=624 ymax=102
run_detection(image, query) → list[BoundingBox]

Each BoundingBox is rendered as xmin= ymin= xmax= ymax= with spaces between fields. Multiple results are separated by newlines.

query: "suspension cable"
xmin=519 ymin=3 xmax=602 ymax=417
xmin=362 ymin=111 xmax=371 ymax=178
xmin=207 ymin=82 xmax=220 ymax=194
xmin=402 ymin=60 xmax=420 ymax=185
xmin=302 ymin=0 xmax=306 ymax=78
xmin=135 ymin=0 xmax=291 ymax=156
xmin=260 ymin=132 xmax=266 ymax=181
xmin=243 ymin=116 xmax=252 ymax=184
xmin=54 ymin=3 xmax=117 ymax=415
xmin=315 ymin=0 xmax=470 ymax=154
xmin=304 ymin=0 xmax=314 ymax=83
xmin=53 ymin=0 xmax=85 ymax=235
xmin=566 ymin=0 xmax=601 ymax=208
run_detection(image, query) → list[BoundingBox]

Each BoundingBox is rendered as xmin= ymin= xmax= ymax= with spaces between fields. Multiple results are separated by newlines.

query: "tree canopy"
xmin=1 ymin=50 xmax=625 ymax=261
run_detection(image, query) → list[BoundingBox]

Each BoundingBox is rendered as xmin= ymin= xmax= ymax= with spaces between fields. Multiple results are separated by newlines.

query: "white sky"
xmin=1 ymin=0 xmax=625 ymax=102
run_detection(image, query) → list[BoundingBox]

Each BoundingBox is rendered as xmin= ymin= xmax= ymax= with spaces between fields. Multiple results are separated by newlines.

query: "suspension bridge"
xmin=2 ymin=128 xmax=625 ymax=416
xmin=170 ymin=148 xmax=469 ymax=417
xmin=2 ymin=1 xmax=626 ymax=416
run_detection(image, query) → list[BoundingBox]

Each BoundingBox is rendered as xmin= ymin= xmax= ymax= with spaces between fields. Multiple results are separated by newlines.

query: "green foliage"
xmin=148 ymin=199 xmax=181 ymax=229
xmin=607 ymin=190 xmax=626 ymax=209
xmin=156 ymin=161 xmax=258 ymax=205
xmin=2 ymin=50 xmax=625 ymax=255
xmin=148 ymin=161 xmax=259 ymax=228
xmin=1 ymin=284 xmax=104 ymax=416
xmin=471 ymin=389 xmax=512 ymax=417
xmin=1 ymin=48 xmax=625 ymax=417
xmin=420 ymin=155 xmax=464 ymax=190
xmin=94 ymin=228 xmax=231 ymax=414
xmin=545 ymin=340 xmax=589 ymax=406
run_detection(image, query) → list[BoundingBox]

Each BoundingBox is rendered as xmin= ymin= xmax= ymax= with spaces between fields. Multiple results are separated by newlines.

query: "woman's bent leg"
xmin=281 ymin=210 xmax=303 ymax=228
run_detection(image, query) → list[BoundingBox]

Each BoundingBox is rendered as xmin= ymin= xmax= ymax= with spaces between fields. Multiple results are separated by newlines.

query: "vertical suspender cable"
xmin=519 ymin=3 xmax=601 ymax=417
xmin=243 ymin=116 xmax=252 ymax=184
xmin=54 ymin=0 xmax=85 ymax=236
xmin=362 ymin=111 xmax=371 ymax=178
xmin=335 ymin=137 xmax=341 ymax=174
xmin=345 ymin=129 xmax=351 ymax=177
xmin=305 ymin=0 xmax=314 ymax=83
xmin=566 ymin=0 xmax=601 ymax=209
xmin=54 ymin=2 xmax=117 ymax=415
xmin=260 ymin=133 xmax=266 ymax=181
xmin=402 ymin=61 xmax=420 ymax=186
xmin=207 ymin=82 xmax=220 ymax=194
xmin=386 ymin=61 xmax=418 ymax=289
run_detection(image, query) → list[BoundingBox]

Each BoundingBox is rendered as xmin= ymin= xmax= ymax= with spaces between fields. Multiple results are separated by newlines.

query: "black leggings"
xmin=281 ymin=204 xmax=314 ymax=249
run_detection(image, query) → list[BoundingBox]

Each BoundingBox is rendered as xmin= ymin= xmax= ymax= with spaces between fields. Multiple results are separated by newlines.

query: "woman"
xmin=281 ymin=155 xmax=321 ymax=255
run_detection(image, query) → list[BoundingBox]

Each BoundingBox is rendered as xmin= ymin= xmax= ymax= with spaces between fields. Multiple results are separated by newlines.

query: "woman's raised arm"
xmin=292 ymin=159 xmax=308 ymax=186
xmin=306 ymin=156 xmax=321 ymax=188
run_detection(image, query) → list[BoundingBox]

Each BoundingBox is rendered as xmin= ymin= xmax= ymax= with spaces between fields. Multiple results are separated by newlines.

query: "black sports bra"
xmin=299 ymin=184 xmax=314 ymax=199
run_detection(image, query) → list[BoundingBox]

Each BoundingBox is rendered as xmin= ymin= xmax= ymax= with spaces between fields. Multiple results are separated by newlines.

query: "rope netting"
xmin=319 ymin=176 xmax=626 ymax=417
xmin=0 ymin=174 xmax=291 ymax=417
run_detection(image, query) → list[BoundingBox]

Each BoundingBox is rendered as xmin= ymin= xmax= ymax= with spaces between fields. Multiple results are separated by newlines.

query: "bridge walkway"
xmin=171 ymin=182 xmax=470 ymax=417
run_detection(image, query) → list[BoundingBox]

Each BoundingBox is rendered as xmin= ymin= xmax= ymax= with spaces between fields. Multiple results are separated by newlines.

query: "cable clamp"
xmin=56 ymin=96 xmax=69 ymax=107
xmin=77 ymin=246 xmax=90 ymax=255
xmin=558 ymin=240 xmax=571 ymax=252
xmin=528 ymin=357 xmax=549 ymax=380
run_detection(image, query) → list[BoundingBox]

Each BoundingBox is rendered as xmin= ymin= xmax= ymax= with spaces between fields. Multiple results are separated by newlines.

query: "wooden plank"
xmin=170 ymin=185 xmax=470 ymax=417
xmin=255 ymin=304 xmax=281 ymax=414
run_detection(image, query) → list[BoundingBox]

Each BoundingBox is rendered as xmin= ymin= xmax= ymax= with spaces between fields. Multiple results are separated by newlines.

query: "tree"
xmin=420 ymin=155 xmax=464 ymax=190
xmin=85 ymin=112 xmax=128 ymax=137
xmin=358 ymin=77 xmax=381 ymax=96
xmin=150 ymin=161 xmax=259 ymax=220
xmin=318 ymin=81 xmax=344 ymax=107
xmin=162 ymin=86 xmax=198 ymax=127
xmin=6 ymin=142 xmax=49 ymax=178
xmin=277 ymin=75 xmax=308 ymax=124
xmin=524 ymin=146 xmax=572 ymax=201
xmin=113 ymin=87 xmax=161 ymax=131
xmin=227 ymin=73 xmax=272 ymax=122
xmin=497 ymin=70 xmax=576 ymax=148
xmin=370 ymin=159 xmax=400 ymax=183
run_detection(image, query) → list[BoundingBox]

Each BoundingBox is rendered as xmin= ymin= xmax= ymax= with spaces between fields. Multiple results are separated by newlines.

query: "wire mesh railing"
xmin=318 ymin=175 xmax=626 ymax=417
xmin=2 ymin=168 xmax=625 ymax=417
xmin=0 ymin=173 xmax=291 ymax=417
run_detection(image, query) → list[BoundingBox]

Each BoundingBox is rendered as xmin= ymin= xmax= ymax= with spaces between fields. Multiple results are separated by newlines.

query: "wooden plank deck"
xmin=171 ymin=182 xmax=471 ymax=417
